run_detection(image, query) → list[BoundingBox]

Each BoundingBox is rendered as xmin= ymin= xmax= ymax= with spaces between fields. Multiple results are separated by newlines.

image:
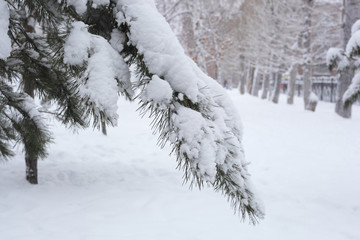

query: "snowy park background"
xmin=1 ymin=0 xmax=360 ymax=239
xmin=1 ymin=91 xmax=359 ymax=240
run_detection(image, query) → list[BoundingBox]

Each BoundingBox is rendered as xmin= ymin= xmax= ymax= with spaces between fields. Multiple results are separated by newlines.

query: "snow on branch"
xmin=117 ymin=0 xmax=264 ymax=222
xmin=343 ymin=71 xmax=360 ymax=106
xmin=64 ymin=21 xmax=132 ymax=127
xmin=326 ymin=48 xmax=349 ymax=71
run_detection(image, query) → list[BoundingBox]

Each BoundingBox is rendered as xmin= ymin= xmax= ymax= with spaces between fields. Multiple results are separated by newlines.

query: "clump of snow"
xmin=172 ymin=105 xmax=217 ymax=181
xmin=110 ymin=29 xmax=126 ymax=52
xmin=21 ymin=95 xmax=47 ymax=131
xmin=80 ymin=35 xmax=131 ymax=125
xmin=64 ymin=21 xmax=91 ymax=66
xmin=326 ymin=48 xmax=349 ymax=71
xmin=0 ymin=0 xmax=11 ymax=60
xmin=67 ymin=0 xmax=87 ymax=14
xmin=141 ymin=75 xmax=173 ymax=107
xmin=116 ymin=11 xmax=126 ymax=25
xmin=346 ymin=31 xmax=360 ymax=57
xmin=309 ymin=92 xmax=318 ymax=103
xmin=343 ymin=71 xmax=360 ymax=102
xmin=351 ymin=19 xmax=360 ymax=36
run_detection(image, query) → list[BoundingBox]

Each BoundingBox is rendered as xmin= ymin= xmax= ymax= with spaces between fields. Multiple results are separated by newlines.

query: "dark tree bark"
xmin=261 ymin=74 xmax=270 ymax=99
xmin=251 ymin=68 xmax=262 ymax=97
xmin=272 ymin=72 xmax=282 ymax=104
xmin=287 ymin=64 xmax=298 ymax=104
xmin=24 ymin=16 xmax=38 ymax=184
xmin=302 ymin=0 xmax=316 ymax=111
xmin=246 ymin=66 xmax=255 ymax=93
xmin=24 ymin=72 xmax=38 ymax=184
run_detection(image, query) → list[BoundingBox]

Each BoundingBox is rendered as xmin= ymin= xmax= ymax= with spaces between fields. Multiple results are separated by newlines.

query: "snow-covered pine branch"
xmin=64 ymin=21 xmax=132 ymax=129
xmin=116 ymin=0 xmax=264 ymax=222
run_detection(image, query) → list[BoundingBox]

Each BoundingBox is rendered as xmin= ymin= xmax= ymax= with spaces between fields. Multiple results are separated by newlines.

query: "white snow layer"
xmin=117 ymin=0 xmax=198 ymax=102
xmin=21 ymin=95 xmax=47 ymax=132
xmin=80 ymin=36 xmax=130 ymax=124
xmin=326 ymin=47 xmax=349 ymax=71
xmin=346 ymin=31 xmax=360 ymax=56
xmin=0 ymin=0 xmax=11 ymax=60
xmin=351 ymin=19 xmax=360 ymax=36
xmin=64 ymin=21 xmax=91 ymax=66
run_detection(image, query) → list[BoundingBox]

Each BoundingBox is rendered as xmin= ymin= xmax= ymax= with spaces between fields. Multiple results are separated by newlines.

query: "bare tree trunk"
xmin=268 ymin=72 xmax=276 ymax=100
xmin=261 ymin=74 xmax=270 ymax=99
xmin=23 ymin=16 xmax=38 ymax=184
xmin=239 ymin=57 xmax=247 ymax=94
xmin=251 ymin=68 xmax=262 ymax=97
xmin=335 ymin=0 xmax=360 ymax=118
xmin=239 ymin=69 xmax=248 ymax=94
xmin=247 ymin=66 xmax=255 ymax=93
xmin=287 ymin=64 xmax=298 ymax=104
xmin=302 ymin=0 xmax=316 ymax=111
xmin=272 ymin=72 xmax=282 ymax=104
xmin=239 ymin=71 xmax=247 ymax=94
xmin=24 ymin=72 xmax=38 ymax=184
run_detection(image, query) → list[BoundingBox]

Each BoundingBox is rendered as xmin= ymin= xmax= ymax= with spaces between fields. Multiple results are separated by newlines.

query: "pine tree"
xmin=0 ymin=0 xmax=85 ymax=183
xmin=1 ymin=0 xmax=264 ymax=222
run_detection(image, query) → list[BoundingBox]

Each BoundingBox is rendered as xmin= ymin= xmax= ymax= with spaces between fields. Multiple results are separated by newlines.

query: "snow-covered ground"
xmin=1 ymin=91 xmax=359 ymax=240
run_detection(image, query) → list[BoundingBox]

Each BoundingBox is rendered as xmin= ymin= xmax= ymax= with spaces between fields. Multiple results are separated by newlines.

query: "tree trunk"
xmin=251 ymin=68 xmax=262 ymax=97
xmin=302 ymin=0 xmax=316 ymax=111
xmin=287 ymin=64 xmax=298 ymax=104
xmin=239 ymin=58 xmax=247 ymax=94
xmin=24 ymin=77 xmax=38 ymax=184
xmin=25 ymin=156 xmax=38 ymax=184
xmin=246 ymin=66 xmax=255 ymax=93
xmin=335 ymin=0 xmax=360 ymax=118
xmin=239 ymin=71 xmax=247 ymax=94
xmin=261 ymin=74 xmax=270 ymax=99
xmin=272 ymin=72 xmax=282 ymax=104
xmin=24 ymin=16 xmax=38 ymax=184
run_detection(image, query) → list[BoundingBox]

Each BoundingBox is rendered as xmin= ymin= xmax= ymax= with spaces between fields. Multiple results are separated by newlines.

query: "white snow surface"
xmin=1 ymin=91 xmax=359 ymax=240
xmin=0 ymin=0 xmax=11 ymax=60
